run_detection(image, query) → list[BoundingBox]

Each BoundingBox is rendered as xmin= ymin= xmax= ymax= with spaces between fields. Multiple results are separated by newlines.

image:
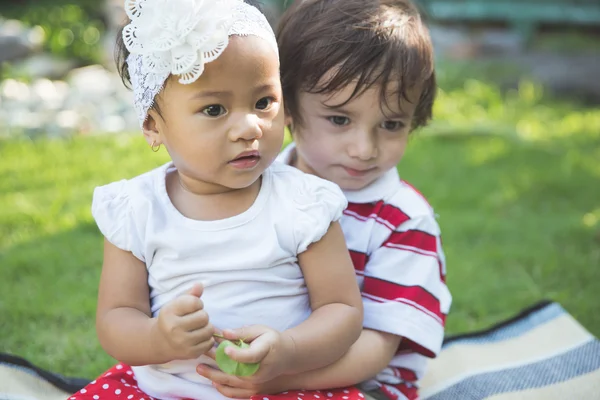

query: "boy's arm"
xmin=360 ymin=213 xmax=450 ymax=358
xmin=283 ymin=328 xmax=401 ymax=390
xmin=285 ymin=212 xmax=449 ymax=389
xmin=198 ymin=328 xmax=400 ymax=397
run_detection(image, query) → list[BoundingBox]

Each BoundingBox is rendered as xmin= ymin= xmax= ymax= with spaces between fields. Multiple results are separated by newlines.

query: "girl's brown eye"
xmin=202 ymin=105 xmax=226 ymax=117
xmin=256 ymin=97 xmax=274 ymax=110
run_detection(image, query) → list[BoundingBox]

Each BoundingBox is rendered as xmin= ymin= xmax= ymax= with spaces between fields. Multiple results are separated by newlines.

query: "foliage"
xmin=0 ymin=0 xmax=105 ymax=64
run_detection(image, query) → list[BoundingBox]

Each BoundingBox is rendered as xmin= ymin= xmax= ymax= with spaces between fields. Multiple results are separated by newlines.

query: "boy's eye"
xmin=202 ymin=105 xmax=226 ymax=117
xmin=380 ymin=120 xmax=404 ymax=131
xmin=256 ymin=97 xmax=274 ymax=110
xmin=327 ymin=116 xmax=350 ymax=126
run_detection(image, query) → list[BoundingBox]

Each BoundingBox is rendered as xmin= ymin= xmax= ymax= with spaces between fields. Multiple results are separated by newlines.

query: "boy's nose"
xmin=348 ymin=131 xmax=378 ymax=161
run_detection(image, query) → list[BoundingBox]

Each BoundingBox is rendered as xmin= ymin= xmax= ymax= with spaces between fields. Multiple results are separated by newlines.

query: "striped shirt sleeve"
xmin=361 ymin=214 xmax=451 ymax=358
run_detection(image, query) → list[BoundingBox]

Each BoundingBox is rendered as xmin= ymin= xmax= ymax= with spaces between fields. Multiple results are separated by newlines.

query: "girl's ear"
xmin=143 ymin=111 xmax=162 ymax=147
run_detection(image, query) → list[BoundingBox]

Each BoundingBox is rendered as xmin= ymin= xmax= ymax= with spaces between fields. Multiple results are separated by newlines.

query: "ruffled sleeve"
xmin=292 ymin=174 xmax=348 ymax=254
xmin=91 ymin=180 xmax=145 ymax=262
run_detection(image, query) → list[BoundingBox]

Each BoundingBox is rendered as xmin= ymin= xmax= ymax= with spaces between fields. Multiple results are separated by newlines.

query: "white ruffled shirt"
xmin=91 ymin=161 xmax=347 ymax=400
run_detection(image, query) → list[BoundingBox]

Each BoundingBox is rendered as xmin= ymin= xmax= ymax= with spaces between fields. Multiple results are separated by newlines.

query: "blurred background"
xmin=1 ymin=0 xmax=599 ymax=380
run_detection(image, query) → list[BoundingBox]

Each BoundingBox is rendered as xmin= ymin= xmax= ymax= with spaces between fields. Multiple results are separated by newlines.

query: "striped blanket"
xmin=1 ymin=301 xmax=599 ymax=400
xmin=419 ymin=301 xmax=600 ymax=399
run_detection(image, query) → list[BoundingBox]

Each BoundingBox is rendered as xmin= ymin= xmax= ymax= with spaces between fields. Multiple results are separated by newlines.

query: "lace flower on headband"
xmin=124 ymin=0 xmax=234 ymax=85
xmin=123 ymin=0 xmax=278 ymax=127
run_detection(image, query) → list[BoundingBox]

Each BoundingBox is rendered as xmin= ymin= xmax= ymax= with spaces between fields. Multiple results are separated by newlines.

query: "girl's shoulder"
xmin=268 ymin=161 xmax=346 ymax=204
xmin=267 ymin=162 xmax=348 ymax=254
xmin=90 ymin=164 xmax=169 ymax=260
xmin=93 ymin=163 xmax=168 ymax=206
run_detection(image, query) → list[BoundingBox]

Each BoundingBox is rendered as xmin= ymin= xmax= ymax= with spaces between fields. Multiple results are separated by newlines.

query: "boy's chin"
xmin=335 ymin=175 xmax=379 ymax=191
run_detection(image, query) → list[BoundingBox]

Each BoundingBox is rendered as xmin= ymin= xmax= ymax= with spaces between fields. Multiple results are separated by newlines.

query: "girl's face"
xmin=291 ymin=79 xmax=422 ymax=191
xmin=145 ymin=36 xmax=284 ymax=195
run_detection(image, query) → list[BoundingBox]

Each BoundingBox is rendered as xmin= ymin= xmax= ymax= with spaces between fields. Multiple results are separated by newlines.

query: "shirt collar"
xmin=278 ymin=143 xmax=401 ymax=204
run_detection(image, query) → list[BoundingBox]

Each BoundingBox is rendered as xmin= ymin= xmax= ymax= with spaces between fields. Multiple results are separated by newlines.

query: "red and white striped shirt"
xmin=278 ymin=145 xmax=451 ymax=400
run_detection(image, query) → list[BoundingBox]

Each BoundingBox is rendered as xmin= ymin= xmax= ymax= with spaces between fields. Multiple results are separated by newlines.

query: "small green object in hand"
xmin=215 ymin=339 xmax=260 ymax=377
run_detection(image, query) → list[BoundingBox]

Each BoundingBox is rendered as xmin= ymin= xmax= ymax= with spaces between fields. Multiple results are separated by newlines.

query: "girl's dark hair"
xmin=277 ymin=0 xmax=436 ymax=130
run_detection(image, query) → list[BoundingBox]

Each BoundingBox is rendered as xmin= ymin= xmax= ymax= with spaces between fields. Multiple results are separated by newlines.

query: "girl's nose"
xmin=228 ymin=113 xmax=263 ymax=142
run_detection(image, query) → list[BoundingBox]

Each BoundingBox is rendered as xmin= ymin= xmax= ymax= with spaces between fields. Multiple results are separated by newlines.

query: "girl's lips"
xmin=229 ymin=151 xmax=261 ymax=170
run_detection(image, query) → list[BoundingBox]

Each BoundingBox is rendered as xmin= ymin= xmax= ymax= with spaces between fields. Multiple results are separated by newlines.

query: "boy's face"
xmin=291 ymin=80 xmax=422 ymax=191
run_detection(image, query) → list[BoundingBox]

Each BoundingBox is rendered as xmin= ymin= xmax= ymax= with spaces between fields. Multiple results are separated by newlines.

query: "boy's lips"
xmin=229 ymin=150 xmax=261 ymax=169
xmin=342 ymin=165 xmax=377 ymax=177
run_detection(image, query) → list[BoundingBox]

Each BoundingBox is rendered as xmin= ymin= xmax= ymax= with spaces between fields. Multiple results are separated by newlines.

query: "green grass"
xmin=1 ymin=75 xmax=599 ymax=380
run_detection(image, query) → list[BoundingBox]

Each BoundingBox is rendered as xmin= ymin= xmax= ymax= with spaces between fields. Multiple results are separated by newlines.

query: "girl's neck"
xmin=166 ymin=170 xmax=262 ymax=221
xmin=177 ymin=173 xmax=224 ymax=196
xmin=176 ymin=171 xmax=236 ymax=196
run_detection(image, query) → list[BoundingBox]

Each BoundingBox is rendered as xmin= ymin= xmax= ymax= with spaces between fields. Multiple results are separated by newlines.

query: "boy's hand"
xmin=153 ymin=283 xmax=215 ymax=360
xmin=216 ymin=325 xmax=295 ymax=383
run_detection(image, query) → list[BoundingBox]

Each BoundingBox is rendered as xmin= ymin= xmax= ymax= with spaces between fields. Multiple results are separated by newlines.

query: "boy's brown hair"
xmin=277 ymin=0 xmax=436 ymax=130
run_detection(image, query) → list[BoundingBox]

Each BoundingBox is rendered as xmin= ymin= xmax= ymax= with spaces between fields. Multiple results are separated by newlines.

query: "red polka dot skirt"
xmin=69 ymin=364 xmax=366 ymax=400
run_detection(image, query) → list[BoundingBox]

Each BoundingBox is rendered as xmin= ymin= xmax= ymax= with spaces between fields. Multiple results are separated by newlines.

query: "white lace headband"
xmin=122 ymin=0 xmax=279 ymax=127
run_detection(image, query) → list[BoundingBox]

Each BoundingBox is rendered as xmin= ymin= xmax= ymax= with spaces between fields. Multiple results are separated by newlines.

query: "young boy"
xmin=277 ymin=0 xmax=451 ymax=398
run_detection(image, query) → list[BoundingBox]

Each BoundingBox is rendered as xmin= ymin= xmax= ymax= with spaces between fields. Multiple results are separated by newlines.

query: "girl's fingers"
xmin=180 ymin=309 xmax=210 ymax=331
xmin=215 ymin=384 xmax=255 ymax=399
xmin=171 ymin=294 xmax=204 ymax=317
xmin=197 ymin=365 xmax=252 ymax=389
xmin=225 ymin=337 xmax=270 ymax=364
xmin=205 ymin=347 xmax=217 ymax=360
xmin=189 ymin=338 xmax=215 ymax=358
xmin=186 ymin=283 xmax=204 ymax=298
xmin=190 ymin=324 xmax=216 ymax=343
xmin=222 ymin=325 xmax=270 ymax=342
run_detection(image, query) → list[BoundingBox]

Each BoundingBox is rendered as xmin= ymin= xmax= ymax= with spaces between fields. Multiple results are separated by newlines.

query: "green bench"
xmin=416 ymin=0 xmax=600 ymax=43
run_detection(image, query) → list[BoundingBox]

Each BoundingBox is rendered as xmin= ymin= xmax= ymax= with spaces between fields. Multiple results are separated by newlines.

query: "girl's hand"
xmin=153 ymin=283 xmax=215 ymax=360
xmin=197 ymin=363 xmax=287 ymax=398
xmin=218 ymin=325 xmax=295 ymax=383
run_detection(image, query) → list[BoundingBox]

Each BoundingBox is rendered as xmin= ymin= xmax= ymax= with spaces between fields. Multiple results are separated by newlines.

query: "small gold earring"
xmin=151 ymin=140 xmax=161 ymax=153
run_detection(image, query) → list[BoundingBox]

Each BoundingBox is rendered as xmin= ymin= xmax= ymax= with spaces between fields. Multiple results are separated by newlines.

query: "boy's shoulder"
xmin=387 ymin=179 xmax=436 ymax=220
xmin=346 ymin=171 xmax=437 ymax=231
